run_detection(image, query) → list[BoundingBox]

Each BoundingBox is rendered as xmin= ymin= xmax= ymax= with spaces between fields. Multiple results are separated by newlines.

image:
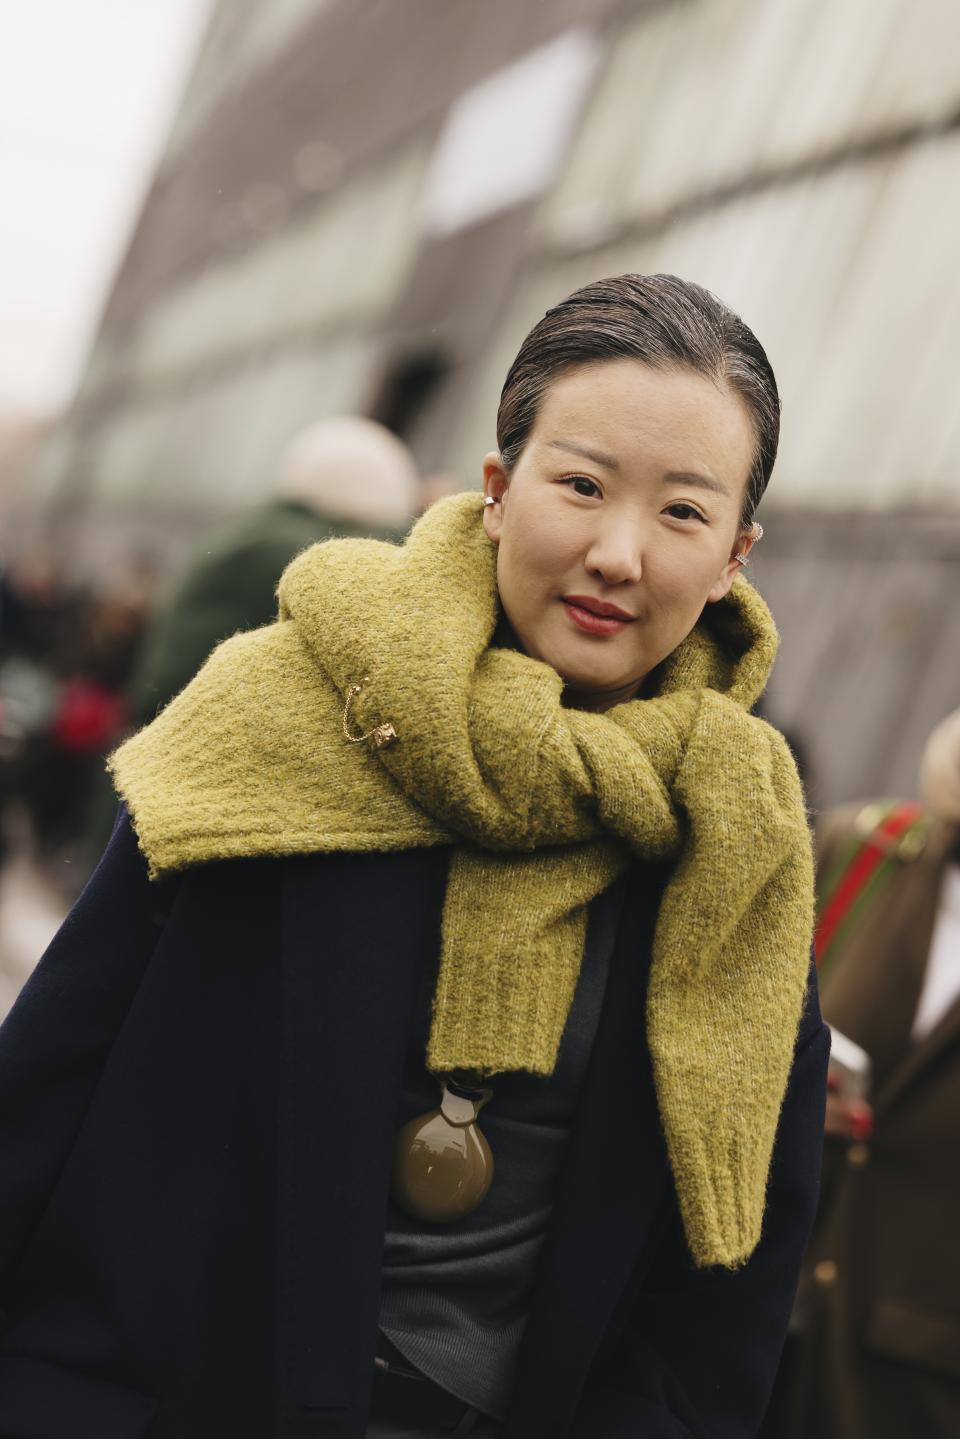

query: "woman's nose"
xmin=585 ymin=525 xmax=644 ymax=586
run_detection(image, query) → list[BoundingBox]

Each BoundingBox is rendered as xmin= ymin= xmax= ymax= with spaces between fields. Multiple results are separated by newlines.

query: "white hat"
xmin=277 ymin=417 xmax=419 ymax=531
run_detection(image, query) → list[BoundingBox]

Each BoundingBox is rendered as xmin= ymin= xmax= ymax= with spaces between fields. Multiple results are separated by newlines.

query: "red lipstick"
xmin=562 ymin=594 xmax=635 ymax=637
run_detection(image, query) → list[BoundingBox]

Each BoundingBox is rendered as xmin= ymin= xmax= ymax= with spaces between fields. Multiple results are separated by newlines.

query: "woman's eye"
xmin=665 ymin=503 xmax=706 ymax=522
xmin=565 ymin=476 xmax=601 ymax=498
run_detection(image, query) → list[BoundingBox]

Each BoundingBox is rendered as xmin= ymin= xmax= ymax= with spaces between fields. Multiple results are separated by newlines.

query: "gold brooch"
xmin=342 ymin=677 xmax=398 ymax=749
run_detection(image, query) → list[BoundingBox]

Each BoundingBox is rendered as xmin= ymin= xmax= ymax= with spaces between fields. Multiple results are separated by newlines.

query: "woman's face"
xmin=483 ymin=359 xmax=758 ymax=711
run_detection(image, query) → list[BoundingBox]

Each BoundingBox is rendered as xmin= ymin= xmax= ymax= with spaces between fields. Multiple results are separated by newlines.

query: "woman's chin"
xmin=512 ymin=622 xmax=647 ymax=704
xmin=543 ymin=644 xmax=640 ymax=695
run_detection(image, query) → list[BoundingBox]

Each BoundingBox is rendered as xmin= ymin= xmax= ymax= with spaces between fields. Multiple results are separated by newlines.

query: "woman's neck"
xmin=560 ymin=679 xmax=642 ymax=713
xmin=491 ymin=613 xmax=641 ymax=713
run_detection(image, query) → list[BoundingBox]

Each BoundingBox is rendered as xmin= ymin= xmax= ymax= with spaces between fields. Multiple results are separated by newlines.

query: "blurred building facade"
xmin=0 ymin=417 xmax=49 ymax=533
xmin=10 ymin=0 xmax=960 ymax=810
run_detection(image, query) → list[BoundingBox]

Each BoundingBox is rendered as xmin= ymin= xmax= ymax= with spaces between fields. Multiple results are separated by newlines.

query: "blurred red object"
xmin=50 ymin=678 xmax=128 ymax=753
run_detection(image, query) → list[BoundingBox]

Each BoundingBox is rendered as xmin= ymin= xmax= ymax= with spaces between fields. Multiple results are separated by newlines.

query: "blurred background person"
xmin=0 ymin=549 xmax=70 ymax=857
xmin=0 ymin=553 xmax=157 ymax=1010
xmin=0 ymin=549 xmax=74 ymax=1007
xmin=70 ymin=416 xmax=420 ymax=871
xmin=0 ymin=550 xmax=155 ymax=860
xmin=128 ymin=416 xmax=420 ymax=726
xmin=769 ymin=706 xmax=960 ymax=1439
xmin=29 ymin=560 xmax=154 ymax=853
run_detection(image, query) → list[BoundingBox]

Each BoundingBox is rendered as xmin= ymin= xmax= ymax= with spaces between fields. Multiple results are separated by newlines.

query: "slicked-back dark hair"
xmin=496 ymin=273 xmax=780 ymax=525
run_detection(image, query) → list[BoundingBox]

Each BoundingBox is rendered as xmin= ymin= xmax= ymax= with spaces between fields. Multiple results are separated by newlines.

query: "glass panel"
xmin=421 ymin=29 xmax=601 ymax=237
xmin=543 ymin=0 xmax=960 ymax=235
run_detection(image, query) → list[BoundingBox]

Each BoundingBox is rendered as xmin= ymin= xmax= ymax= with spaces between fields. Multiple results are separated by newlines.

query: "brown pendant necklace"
xmin=391 ymin=1074 xmax=494 ymax=1223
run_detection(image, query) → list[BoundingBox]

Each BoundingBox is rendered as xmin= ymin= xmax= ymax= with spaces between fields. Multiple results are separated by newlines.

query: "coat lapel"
xmin=877 ymin=993 xmax=960 ymax=1114
xmin=822 ymin=825 xmax=950 ymax=1091
xmin=273 ymin=847 xmax=449 ymax=1434
xmin=870 ymin=827 xmax=959 ymax=1114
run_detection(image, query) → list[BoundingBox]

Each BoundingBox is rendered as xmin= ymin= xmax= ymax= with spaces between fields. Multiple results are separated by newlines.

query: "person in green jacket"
xmin=129 ymin=416 xmax=420 ymax=726
xmin=73 ymin=416 xmax=419 ymax=873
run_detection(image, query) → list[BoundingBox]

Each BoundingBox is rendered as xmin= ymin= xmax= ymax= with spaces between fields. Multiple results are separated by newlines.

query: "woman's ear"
xmin=706 ymin=523 xmax=760 ymax=604
xmin=482 ymin=453 xmax=509 ymax=543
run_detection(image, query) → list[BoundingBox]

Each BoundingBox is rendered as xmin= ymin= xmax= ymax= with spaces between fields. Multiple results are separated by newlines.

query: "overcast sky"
xmin=0 ymin=0 xmax=211 ymax=419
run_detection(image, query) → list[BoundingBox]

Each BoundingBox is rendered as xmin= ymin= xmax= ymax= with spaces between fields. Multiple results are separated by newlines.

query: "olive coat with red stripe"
xmin=786 ymin=805 xmax=960 ymax=1439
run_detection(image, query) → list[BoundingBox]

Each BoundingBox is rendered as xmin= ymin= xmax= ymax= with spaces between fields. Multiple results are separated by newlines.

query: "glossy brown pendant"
xmin=391 ymin=1077 xmax=494 ymax=1223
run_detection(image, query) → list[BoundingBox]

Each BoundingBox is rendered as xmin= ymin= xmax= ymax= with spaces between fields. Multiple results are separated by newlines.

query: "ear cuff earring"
xmin=483 ymin=496 xmax=497 ymax=508
xmin=736 ymin=521 xmax=764 ymax=565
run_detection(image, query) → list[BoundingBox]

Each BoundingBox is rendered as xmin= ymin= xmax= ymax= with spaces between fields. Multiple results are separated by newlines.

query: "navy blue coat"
xmin=0 ymin=813 xmax=828 ymax=1439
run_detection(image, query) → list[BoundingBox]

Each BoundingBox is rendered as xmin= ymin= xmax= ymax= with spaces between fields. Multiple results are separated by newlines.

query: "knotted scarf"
xmin=111 ymin=492 xmax=814 ymax=1268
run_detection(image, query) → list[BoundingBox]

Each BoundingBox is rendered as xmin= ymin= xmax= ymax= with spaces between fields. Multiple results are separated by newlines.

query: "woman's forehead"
xmin=529 ymin=360 xmax=755 ymax=485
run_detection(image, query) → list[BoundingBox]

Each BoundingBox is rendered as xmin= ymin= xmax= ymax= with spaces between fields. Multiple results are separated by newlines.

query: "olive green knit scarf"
xmin=111 ymin=492 xmax=814 ymax=1269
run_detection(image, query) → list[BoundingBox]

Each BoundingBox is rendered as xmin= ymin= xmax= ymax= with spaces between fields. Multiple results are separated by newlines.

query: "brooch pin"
xmin=342 ymin=677 xmax=398 ymax=749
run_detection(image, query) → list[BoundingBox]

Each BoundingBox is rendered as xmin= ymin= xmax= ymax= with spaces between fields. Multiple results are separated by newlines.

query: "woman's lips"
xmin=561 ymin=596 xmax=634 ymax=636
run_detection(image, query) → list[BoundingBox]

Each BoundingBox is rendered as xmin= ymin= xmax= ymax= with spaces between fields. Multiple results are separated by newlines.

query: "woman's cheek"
xmin=505 ymin=530 xmax=551 ymax=591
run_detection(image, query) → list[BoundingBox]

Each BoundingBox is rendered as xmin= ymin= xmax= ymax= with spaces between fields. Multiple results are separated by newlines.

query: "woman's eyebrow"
xmin=546 ymin=438 xmax=619 ymax=470
xmin=546 ymin=441 xmax=731 ymax=499
xmin=663 ymin=470 xmax=731 ymax=498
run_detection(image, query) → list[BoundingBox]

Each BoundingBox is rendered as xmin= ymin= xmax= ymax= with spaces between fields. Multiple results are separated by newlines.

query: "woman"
xmin=0 ymin=274 xmax=828 ymax=1439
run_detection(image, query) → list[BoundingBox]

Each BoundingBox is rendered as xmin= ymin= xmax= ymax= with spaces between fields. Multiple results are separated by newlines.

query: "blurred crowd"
xmin=0 ymin=418 xmax=446 ymax=989
xmin=0 ymin=545 xmax=156 ymax=869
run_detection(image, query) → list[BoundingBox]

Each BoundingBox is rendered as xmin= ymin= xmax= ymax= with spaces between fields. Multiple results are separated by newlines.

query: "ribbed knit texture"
xmin=110 ymin=492 xmax=814 ymax=1268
